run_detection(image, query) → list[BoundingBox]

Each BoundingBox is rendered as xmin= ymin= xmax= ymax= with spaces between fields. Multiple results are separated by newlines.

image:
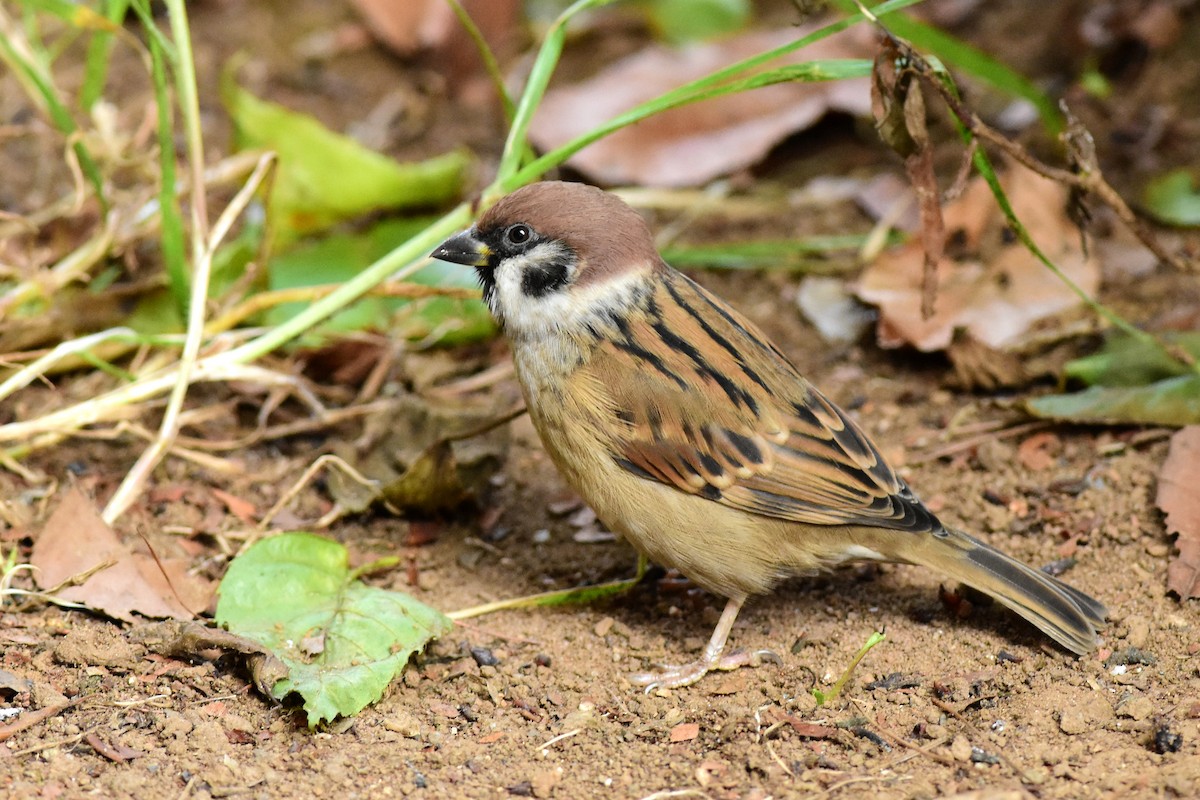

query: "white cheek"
xmin=494 ymin=249 xmax=579 ymax=337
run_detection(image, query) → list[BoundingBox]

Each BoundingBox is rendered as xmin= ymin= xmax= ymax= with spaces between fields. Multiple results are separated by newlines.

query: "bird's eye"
xmin=506 ymin=224 xmax=532 ymax=245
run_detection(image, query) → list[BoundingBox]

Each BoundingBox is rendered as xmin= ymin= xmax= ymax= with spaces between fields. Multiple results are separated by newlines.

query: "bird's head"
xmin=432 ymin=182 xmax=658 ymax=336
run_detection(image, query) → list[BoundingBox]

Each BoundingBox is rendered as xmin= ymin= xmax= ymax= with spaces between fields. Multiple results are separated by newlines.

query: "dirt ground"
xmin=3 ymin=1 xmax=1200 ymax=798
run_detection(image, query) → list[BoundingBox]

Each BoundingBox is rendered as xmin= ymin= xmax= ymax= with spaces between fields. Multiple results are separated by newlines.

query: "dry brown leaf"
xmin=669 ymin=722 xmax=700 ymax=742
xmin=327 ymin=395 xmax=508 ymax=516
xmin=1017 ymin=432 xmax=1061 ymax=471
xmin=349 ymin=0 xmax=519 ymax=85
xmin=855 ymin=164 xmax=1100 ymax=352
xmin=871 ymin=38 xmax=942 ymax=319
xmin=528 ymin=27 xmax=873 ymax=187
xmin=946 ymin=331 xmax=1028 ymax=390
xmin=1157 ymin=425 xmax=1200 ymax=598
xmin=211 ymin=488 xmax=257 ymax=525
xmin=30 ymin=488 xmax=212 ymax=622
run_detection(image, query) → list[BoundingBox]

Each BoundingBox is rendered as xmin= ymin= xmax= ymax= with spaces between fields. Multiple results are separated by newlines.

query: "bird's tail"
xmin=908 ymin=527 xmax=1107 ymax=655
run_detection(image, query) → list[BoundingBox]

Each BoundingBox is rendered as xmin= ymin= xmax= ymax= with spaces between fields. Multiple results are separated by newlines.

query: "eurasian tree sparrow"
xmin=433 ymin=181 xmax=1106 ymax=689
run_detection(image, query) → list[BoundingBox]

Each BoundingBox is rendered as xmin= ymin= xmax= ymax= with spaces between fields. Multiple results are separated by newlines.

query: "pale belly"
xmin=520 ymin=382 xmax=821 ymax=598
xmin=511 ymin=347 xmax=889 ymax=599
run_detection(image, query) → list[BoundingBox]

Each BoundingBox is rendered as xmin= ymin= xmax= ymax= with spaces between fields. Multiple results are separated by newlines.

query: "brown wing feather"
xmin=583 ymin=267 xmax=941 ymax=535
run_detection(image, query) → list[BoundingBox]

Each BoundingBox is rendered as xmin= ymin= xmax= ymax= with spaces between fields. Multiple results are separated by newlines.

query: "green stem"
xmin=493 ymin=0 xmax=614 ymax=188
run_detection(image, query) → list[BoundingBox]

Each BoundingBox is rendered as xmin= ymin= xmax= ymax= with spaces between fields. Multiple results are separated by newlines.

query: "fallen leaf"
xmin=529 ymin=27 xmax=873 ymax=187
xmin=1157 ymin=426 xmax=1200 ymax=598
xmin=0 ymin=669 xmax=32 ymax=694
xmin=223 ymin=80 xmax=469 ymax=245
xmin=30 ymin=489 xmax=212 ymax=622
xmin=761 ymin=705 xmax=838 ymax=737
xmin=856 ymin=164 xmax=1100 ymax=352
xmin=129 ymin=620 xmax=289 ymax=697
xmin=1017 ymin=432 xmax=1060 ymax=471
xmin=1063 ymin=331 xmax=1200 ymax=388
xmin=327 ymin=394 xmax=508 ymax=516
xmin=200 ymin=701 xmax=228 ymax=717
xmin=1143 ymin=169 xmax=1200 ymax=226
xmin=1026 ymin=375 xmax=1200 ymax=426
xmin=429 ymin=700 xmax=461 ymax=719
xmin=211 ymin=488 xmax=257 ymax=525
xmin=669 ymin=722 xmax=700 ymax=742
xmin=348 ymin=0 xmax=519 ymax=85
xmin=216 ymin=534 xmax=453 ymax=726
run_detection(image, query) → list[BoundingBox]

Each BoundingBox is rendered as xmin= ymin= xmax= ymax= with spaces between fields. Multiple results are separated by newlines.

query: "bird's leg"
xmin=631 ymin=595 xmax=777 ymax=691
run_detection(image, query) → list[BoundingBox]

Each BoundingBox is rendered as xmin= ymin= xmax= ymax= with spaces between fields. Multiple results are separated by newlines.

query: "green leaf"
xmin=1143 ymin=170 xmax=1200 ymax=227
xmin=639 ymin=0 xmax=750 ymax=44
xmin=1026 ymin=375 xmax=1200 ymax=427
xmin=1063 ymin=331 xmax=1200 ymax=387
xmin=221 ymin=78 xmax=470 ymax=244
xmin=215 ymin=533 xmax=453 ymax=727
xmin=266 ymin=217 xmax=494 ymax=344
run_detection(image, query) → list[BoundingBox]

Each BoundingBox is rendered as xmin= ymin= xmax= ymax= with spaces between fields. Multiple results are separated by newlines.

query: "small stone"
xmin=469 ymin=646 xmax=500 ymax=667
xmin=1117 ymin=696 xmax=1154 ymax=721
xmin=1058 ymin=692 xmax=1112 ymax=735
xmin=1124 ymin=615 xmax=1151 ymax=649
xmin=949 ymin=735 xmax=973 ymax=762
xmin=1058 ymin=708 xmax=1089 ymax=735
xmin=384 ymin=712 xmax=422 ymax=738
xmin=531 ymin=767 xmax=562 ymax=798
xmin=1024 ymin=768 xmax=1049 ymax=785
xmin=594 ymin=617 xmax=614 ymax=637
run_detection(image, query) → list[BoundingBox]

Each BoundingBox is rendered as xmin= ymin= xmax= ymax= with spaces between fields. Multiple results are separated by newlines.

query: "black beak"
xmin=431 ymin=231 xmax=491 ymax=267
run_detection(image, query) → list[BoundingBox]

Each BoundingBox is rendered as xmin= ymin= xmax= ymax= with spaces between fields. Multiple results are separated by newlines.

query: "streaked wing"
xmin=583 ymin=267 xmax=941 ymax=535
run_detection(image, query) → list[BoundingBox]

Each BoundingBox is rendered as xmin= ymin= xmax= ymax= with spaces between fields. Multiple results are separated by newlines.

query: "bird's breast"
xmin=510 ymin=340 xmax=813 ymax=599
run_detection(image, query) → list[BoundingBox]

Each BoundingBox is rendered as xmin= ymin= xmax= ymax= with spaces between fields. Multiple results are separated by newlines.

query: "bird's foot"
xmin=631 ymin=648 xmax=780 ymax=692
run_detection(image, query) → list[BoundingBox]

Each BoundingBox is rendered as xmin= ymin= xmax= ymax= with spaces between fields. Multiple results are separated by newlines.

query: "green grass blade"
xmin=444 ymin=0 xmax=515 ymax=123
xmin=81 ymin=0 xmax=131 ymax=109
xmin=495 ymin=0 xmax=615 ymax=187
xmin=130 ymin=0 xmax=189 ymax=313
xmin=813 ymin=631 xmax=885 ymax=706
xmin=0 ymin=12 xmax=106 ymax=206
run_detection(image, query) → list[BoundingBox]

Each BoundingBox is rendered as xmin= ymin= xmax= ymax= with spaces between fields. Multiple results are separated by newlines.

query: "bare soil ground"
xmin=3 ymin=1 xmax=1199 ymax=799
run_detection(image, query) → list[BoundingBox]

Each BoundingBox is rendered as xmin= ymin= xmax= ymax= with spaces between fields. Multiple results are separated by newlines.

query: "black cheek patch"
xmin=520 ymin=257 xmax=572 ymax=298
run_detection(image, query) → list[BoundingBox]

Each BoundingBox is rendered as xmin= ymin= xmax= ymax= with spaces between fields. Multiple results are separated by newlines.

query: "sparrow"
xmin=432 ymin=181 xmax=1106 ymax=690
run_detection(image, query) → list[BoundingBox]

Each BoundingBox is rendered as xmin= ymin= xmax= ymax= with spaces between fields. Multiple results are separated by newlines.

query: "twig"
xmin=0 ymin=701 xmax=75 ymax=742
xmin=899 ymin=43 xmax=1191 ymax=275
xmin=0 ymin=213 xmax=116 ymax=320
xmin=537 ymin=728 xmax=581 ymax=750
xmin=102 ymin=152 xmax=275 ymax=524
xmin=205 ymin=281 xmax=479 ymax=336
xmin=0 ymin=361 xmax=304 ymax=448
xmin=256 ymin=453 xmax=376 ymax=534
xmin=907 ymin=420 xmax=1052 ymax=464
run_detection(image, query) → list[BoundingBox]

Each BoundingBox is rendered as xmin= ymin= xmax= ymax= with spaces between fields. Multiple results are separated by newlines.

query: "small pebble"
xmin=1117 ymin=696 xmax=1154 ymax=721
xmin=532 ymin=529 xmax=551 ymax=544
xmin=469 ymin=646 xmax=500 ymax=667
xmin=1154 ymin=725 xmax=1184 ymax=754
xmin=1124 ymin=615 xmax=1150 ymax=649
xmin=949 ymin=735 xmax=973 ymax=762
